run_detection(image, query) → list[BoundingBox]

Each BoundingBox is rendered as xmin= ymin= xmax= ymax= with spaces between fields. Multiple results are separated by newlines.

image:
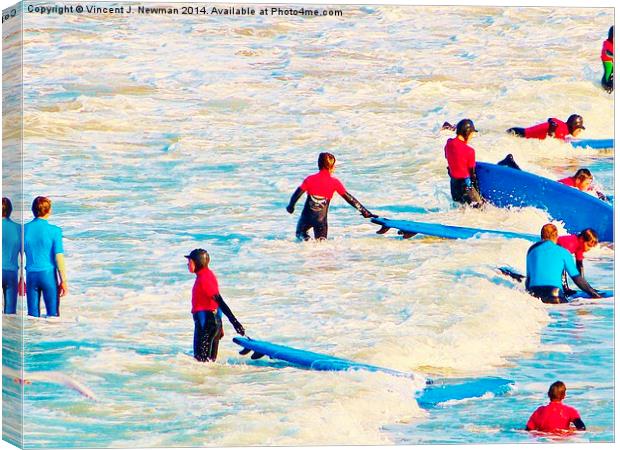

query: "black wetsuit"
xmin=296 ymin=194 xmax=331 ymax=240
xmin=193 ymin=310 xmax=223 ymax=362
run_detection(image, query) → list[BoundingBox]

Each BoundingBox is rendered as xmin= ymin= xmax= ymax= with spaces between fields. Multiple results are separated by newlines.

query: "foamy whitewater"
xmin=2 ymin=3 xmax=614 ymax=446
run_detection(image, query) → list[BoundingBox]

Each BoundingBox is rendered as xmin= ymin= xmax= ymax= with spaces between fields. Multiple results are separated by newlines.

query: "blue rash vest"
xmin=2 ymin=218 xmax=21 ymax=271
xmin=526 ymin=240 xmax=579 ymax=289
xmin=24 ymin=218 xmax=64 ymax=272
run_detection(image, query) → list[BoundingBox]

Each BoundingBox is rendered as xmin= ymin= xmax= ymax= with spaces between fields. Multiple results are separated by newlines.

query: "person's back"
xmin=524 ymin=118 xmax=569 ymax=140
xmin=526 ymin=381 xmax=585 ymax=433
xmin=300 ymin=169 xmax=346 ymax=200
xmin=24 ymin=218 xmax=63 ymax=272
xmin=526 ymin=240 xmax=576 ymax=290
xmin=527 ymin=401 xmax=582 ymax=433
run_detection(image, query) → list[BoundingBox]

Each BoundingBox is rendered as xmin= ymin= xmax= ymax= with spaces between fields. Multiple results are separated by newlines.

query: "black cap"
xmin=566 ymin=114 xmax=585 ymax=132
xmin=456 ymin=119 xmax=478 ymax=137
xmin=185 ymin=248 xmax=210 ymax=270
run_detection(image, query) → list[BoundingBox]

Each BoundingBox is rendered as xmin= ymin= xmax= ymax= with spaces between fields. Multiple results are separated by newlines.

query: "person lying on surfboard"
xmin=506 ymin=114 xmax=585 ymax=140
xmin=526 ymin=381 xmax=586 ymax=433
xmin=442 ymin=119 xmax=484 ymax=208
xmin=286 ymin=152 xmax=376 ymax=241
xmin=557 ymin=229 xmax=599 ymax=297
xmin=558 ymin=168 xmax=608 ymax=201
xmin=185 ymin=248 xmax=245 ymax=362
xmin=526 ymin=224 xmax=601 ymax=304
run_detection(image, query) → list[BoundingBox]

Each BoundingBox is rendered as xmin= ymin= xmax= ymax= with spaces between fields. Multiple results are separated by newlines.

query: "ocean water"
xmin=2 ymin=3 xmax=614 ymax=447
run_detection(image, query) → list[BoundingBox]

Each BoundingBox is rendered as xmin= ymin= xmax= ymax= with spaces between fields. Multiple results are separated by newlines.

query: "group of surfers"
xmin=2 ymin=26 xmax=612 ymax=438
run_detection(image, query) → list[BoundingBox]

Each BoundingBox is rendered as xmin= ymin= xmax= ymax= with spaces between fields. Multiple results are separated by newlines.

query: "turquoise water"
xmin=2 ymin=3 xmax=614 ymax=447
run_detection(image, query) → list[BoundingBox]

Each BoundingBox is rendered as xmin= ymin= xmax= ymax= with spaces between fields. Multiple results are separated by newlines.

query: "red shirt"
xmin=524 ymin=119 xmax=569 ymax=140
xmin=300 ymin=169 xmax=347 ymax=200
xmin=601 ymin=39 xmax=613 ymax=62
xmin=557 ymin=235 xmax=585 ymax=262
xmin=558 ymin=177 xmax=576 ymax=188
xmin=444 ymin=137 xmax=476 ymax=179
xmin=526 ymin=401 xmax=581 ymax=433
xmin=191 ymin=268 xmax=220 ymax=314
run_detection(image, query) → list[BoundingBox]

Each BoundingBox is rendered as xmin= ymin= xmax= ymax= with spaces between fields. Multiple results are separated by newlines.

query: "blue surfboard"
xmin=416 ymin=377 xmax=512 ymax=407
xmin=476 ymin=162 xmax=613 ymax=242
xmin=497 ymin=266 xmax=613 ymax=300
xmin=233 ymin=337 xmax=514 ymax=408
xmin=232 ymin=337 xmax=410 ymax=378
xmin=371 ymin=217 xmax=539 ymax=241
xmin=570 ymin=138 xmax=614 ymax=149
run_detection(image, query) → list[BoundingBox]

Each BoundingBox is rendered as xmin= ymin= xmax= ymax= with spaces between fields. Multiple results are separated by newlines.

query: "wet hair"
xmin=186 ymin=248 xmax=210 ymax=271
xmin=579 ymin=228 xmax=599 ymax=246
xmin=318 ymin=152 xmax=336 ymax=171
xmin=548 ymin=381 xmax=566 ymax=401
xmin=573 ymin=168 xmax=593 ymax=183
xmin=541 ymin=223 xmax=558 ymax=241
xmin=31 ymin=196 xmax=52 ymax=218
xmin=609 ymin=26 xmax=614 ymax=42
xmin=2 ymin=197 xmax=12 ymax=218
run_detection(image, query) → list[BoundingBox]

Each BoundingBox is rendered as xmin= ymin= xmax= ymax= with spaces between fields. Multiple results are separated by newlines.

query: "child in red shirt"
xmin=506 ymin=114 xmax=585 ymax=140
xmin=526 ymin=381 xmax=586 ymax=433
xmin=286 ymin=152 xmax=376 ymax=240
xmin=558 ymin=229 xmax=599 ymax=296
xmin=443 ymin=119 xmax=484 ymax=207
xmin=186 ymin=248 xmax=245 ymax=362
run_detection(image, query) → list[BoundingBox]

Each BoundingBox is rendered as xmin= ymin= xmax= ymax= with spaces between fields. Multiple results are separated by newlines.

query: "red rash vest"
xmin=191 ymin=268 xmax=220 ymax=314
xmin=557 ymin=234 xmax=585 ymax=262
xmin=444 ymin=137 xmax=476 ymax=179
xmin=524 ymin=119 xmax=569 ymax=140
xmin=300 ymin=169 xmax=347 ymax=199
xmin=526 ymin=401 xmax=581 ymax=433
xmin=601 ymin=39 xmax=614 ymax=62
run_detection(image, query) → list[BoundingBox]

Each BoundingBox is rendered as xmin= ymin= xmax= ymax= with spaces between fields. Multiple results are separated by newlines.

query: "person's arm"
xmin=55 ymin=253 xmax=68 ymax=297
xmin=547 ymin=118 xmax=558 ymax=137
xmin=575 ymin=259 xmax=584 ymax=277
xmin=573 ymin=417 xmax=586 ymax=431
xmin=525 ymin=409 xmax=539 ymax=431
xmin=571 ymin=274 xmax=601 ymax=298
xmin=286 ymin=187 xmax=305 ymax=214
xmin=214 ymin=294 xmax=245 ymax=335
xmin=340 ymin=191 xmax=376 ymax=218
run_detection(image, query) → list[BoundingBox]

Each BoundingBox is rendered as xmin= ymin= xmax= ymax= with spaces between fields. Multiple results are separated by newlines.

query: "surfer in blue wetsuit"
xmin=24 ymin=197 xmax=68 ymax=317
xmin=186 ymin=248 xmax=245 ymax=362
xmin=286 ymin=152 xmax=376 ymax=240
xmin=526 ymin=224 xmax=601 ymax=303
xmin=2 ymin=198 xmax=22 ymax=314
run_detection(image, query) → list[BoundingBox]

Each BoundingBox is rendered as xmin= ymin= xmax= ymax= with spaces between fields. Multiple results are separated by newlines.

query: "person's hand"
xmin=591 ymin=290 xmax=603 ymax=299
xmin=547 ymin=118 xmax=558 ymax=136
xmin=286 ymin=205 xmax=294 ymax=214
xmin=232 ymin=320 xmax=245 ymax=336
xmin=58 ymin=281 xmax=68 ymax=297
xmin=361 ymin=209 xmax=377 ymax=219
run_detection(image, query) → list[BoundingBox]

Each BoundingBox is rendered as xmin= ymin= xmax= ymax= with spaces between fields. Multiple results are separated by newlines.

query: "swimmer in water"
xmin=443 ymin=119 xmax=484 ymax=207
xmin=286 ymin=152 xmax=377 ymax=241
xmin=525 ymin=224 xmax=601 ymax=304
xmin=506 ymin=114 xmax=585 ymax=140
xmin=557 ymin=168 xmax=607 ymax=201
xmin=526 ymin=381 xmax=586 ymax=433
xmin=186 ymin=248 xmax=245 ymax=362
xmin=601 ymin=26 xmax=614 ymax=93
